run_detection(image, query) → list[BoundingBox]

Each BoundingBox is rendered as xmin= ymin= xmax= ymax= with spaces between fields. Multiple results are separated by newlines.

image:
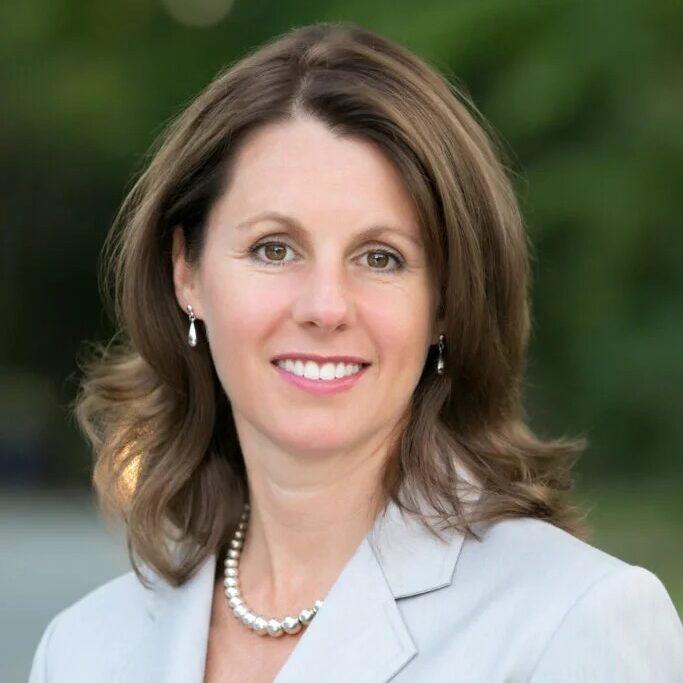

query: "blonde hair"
xmin=74 ymin=21 xmax=589 ymax=588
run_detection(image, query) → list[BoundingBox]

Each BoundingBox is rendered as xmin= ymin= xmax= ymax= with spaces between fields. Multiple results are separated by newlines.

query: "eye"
xmin=248 ymin=240 xmax=405 ymax=272
xmin=248 ymin=241 xmax=295 ymax=266
xmin=363 ymin=248 xmax=405 ymax=272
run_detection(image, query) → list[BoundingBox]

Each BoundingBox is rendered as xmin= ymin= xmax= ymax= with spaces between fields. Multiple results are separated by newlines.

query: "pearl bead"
xmin=252 ymin=616 xmax=268 ymax=635
xmin=282 ymin=616 xmax=302 ymax=634
xmin=266 ymin=619 xmax=284 ymax=637
xmin=298 ymin=608 xmax=315 ymax=625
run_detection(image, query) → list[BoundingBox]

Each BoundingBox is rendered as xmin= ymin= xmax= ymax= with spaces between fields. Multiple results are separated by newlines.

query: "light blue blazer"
xmin=29 ymin=497 xmax=683 ymax=682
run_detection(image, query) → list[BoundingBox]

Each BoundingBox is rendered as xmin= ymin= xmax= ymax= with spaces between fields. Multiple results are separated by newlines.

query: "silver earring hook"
xmin=436 ymin=333 xmax=445 ymax=375
xmin=186 ymin=304 xmax=197 ymax=347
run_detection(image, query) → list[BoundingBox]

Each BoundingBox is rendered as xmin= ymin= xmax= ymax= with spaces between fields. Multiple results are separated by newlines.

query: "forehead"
xmin=210 ymin=117 xmax=420 ymax=236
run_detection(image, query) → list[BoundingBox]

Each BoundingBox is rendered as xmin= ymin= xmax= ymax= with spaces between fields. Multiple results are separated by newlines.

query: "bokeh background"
xmin=2 ymin=1 xmax=681 ymax=679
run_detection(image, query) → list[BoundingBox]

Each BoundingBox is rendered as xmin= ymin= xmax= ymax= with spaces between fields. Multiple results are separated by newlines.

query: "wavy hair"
xmin=74 ymin=21 xmax=590 ymax=588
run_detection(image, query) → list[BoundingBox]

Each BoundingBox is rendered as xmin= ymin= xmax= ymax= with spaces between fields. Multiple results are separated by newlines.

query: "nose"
xmin=291 ymin=259 xmax=354 ymax=332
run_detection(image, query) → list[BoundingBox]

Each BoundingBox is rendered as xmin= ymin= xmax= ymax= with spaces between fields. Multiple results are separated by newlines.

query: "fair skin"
xmin=172 ymin=115 xmax=442 ymax=681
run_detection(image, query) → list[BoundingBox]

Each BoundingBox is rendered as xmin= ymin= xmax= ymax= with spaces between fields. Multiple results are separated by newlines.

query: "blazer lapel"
xmin=274 ymin=498 xmax=469 ymax=683
xmin=273 ymin=536 xmax=418 ymax=682
xmin=118 ymin=461 xmax=478 ymax=683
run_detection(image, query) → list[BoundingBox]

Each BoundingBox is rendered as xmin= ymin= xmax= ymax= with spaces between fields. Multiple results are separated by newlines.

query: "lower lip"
xmin=271 ymin=362 xmax=370 ymax=395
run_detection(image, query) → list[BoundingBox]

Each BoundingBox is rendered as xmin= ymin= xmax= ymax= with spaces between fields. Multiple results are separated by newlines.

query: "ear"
xmin=171 ymin=226 xmax=203 ymax=318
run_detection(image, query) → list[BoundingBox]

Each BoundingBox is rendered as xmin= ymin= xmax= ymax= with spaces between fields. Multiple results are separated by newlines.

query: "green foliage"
xmin=1 ymin=0 xmax=681 ymax=486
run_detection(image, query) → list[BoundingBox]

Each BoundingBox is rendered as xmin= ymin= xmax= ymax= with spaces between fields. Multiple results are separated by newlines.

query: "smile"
xmin=271 ymin=359 xmax=370 ymax=395
xmin=274 ymin=358 xmax=366 ymax=380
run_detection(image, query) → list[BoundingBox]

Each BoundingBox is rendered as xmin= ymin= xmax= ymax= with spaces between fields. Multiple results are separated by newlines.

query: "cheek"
xmin=359 ymin=281 xmax=433 ymax=365
xmin=202 ymin=260 xmax=285 ymax=330
xmin=200 ymin=271 xmax=285 ymax=391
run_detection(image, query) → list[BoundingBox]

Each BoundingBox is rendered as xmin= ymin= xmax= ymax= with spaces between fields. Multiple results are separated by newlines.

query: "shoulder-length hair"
xmin=74 ymin=21 xmax=589 ymax=588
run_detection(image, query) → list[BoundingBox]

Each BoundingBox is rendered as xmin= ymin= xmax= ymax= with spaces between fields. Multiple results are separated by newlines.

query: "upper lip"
xmin=272 ymin=353 xmax=371 ymax=365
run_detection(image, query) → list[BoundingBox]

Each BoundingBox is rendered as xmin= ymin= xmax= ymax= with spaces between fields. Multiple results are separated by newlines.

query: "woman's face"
xmin=173 ymin=116 xmax=440 ymax=458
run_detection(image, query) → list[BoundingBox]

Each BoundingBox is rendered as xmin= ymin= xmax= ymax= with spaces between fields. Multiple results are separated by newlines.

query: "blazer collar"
xmin=120 ymin=465 xmax=480 ymax=683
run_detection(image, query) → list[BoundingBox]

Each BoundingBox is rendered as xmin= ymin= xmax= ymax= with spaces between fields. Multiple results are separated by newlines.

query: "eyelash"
xmin=248 ymin=240 xmax=406 ymax=273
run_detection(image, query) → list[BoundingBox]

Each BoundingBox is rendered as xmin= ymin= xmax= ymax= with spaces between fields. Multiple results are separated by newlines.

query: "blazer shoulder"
xmin=58 ymin=567 xmax=151 ymax=627
xmin=527 ymin=563 xmax=683 ymax=680
xmin=453 ymin=515 xmax=651 ymax=642
xmin=438 ymin=516 xmax=683 ymax=680
xmin=29 ymin=569 xmax=153 ymax=682
xmin=471 ymin=515 xmax=680 ymax=612
xmin=467 ymin=515 xmax=630 ymax=587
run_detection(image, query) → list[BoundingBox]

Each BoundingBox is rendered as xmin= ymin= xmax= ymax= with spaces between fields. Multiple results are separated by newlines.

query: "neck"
xmin=231 ymin=417 xmax=394 ymax=615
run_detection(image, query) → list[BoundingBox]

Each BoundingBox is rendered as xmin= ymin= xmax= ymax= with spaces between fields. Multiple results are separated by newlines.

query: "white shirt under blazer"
xmin=29 ymin=496 xmax=683 ymax=682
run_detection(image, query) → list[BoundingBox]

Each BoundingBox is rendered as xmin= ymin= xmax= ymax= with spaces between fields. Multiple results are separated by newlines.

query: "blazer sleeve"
xmin=528 ymin=564 xmax=683 ymax=682
xmin=28 ymin=610 xmax=63 ymax=683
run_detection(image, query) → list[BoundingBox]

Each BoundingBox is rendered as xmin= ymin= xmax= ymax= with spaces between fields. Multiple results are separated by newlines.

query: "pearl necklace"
xmin=223 ymin=502 xmax=324 ymax=637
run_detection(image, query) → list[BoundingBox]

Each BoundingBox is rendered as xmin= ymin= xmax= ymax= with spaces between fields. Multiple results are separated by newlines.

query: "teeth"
xmin=304 ymin=361 xmax=320 ymax=380
xmin=276 ymin=359 xmax=364 ymax=381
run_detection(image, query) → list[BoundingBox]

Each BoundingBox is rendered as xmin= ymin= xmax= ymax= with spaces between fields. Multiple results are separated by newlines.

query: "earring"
xmin=186 ymin=304 xmax=197 ymax=347
xmin=436 ymin=333 xmax=445 ymax=375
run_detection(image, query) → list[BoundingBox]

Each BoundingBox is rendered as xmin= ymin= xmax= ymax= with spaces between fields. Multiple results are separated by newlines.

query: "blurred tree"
xmin=0 ymin=0 xmax=681 ymax=484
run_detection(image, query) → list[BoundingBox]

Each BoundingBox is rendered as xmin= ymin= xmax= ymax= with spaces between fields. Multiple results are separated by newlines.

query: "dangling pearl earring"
xmin=436 ymin=333 xmax=445 ymax=375
xmin=186 ymin=304 xmax=197 ymax=347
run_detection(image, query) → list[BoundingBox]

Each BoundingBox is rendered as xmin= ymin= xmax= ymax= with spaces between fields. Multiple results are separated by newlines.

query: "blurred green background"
xmin=1 ymin=1 xmax=681 ymax=675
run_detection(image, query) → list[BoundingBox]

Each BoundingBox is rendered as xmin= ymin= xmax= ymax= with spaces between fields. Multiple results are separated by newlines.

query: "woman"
xmin=29 ymin=21 xmax=682 ymax=683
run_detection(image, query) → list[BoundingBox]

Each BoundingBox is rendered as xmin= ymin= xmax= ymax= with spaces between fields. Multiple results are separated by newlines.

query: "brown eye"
xmin=264 ymin=244 xmax=287 ymax=261
xmin=249 ymin=241 xmax=294 ymax=266
xmin=365 ymin=249 xmax=403 ymax=272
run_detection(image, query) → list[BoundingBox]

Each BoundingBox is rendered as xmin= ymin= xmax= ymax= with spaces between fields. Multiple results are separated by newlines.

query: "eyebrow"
xmin=233 ymin=211 xmax=423 ymax=248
